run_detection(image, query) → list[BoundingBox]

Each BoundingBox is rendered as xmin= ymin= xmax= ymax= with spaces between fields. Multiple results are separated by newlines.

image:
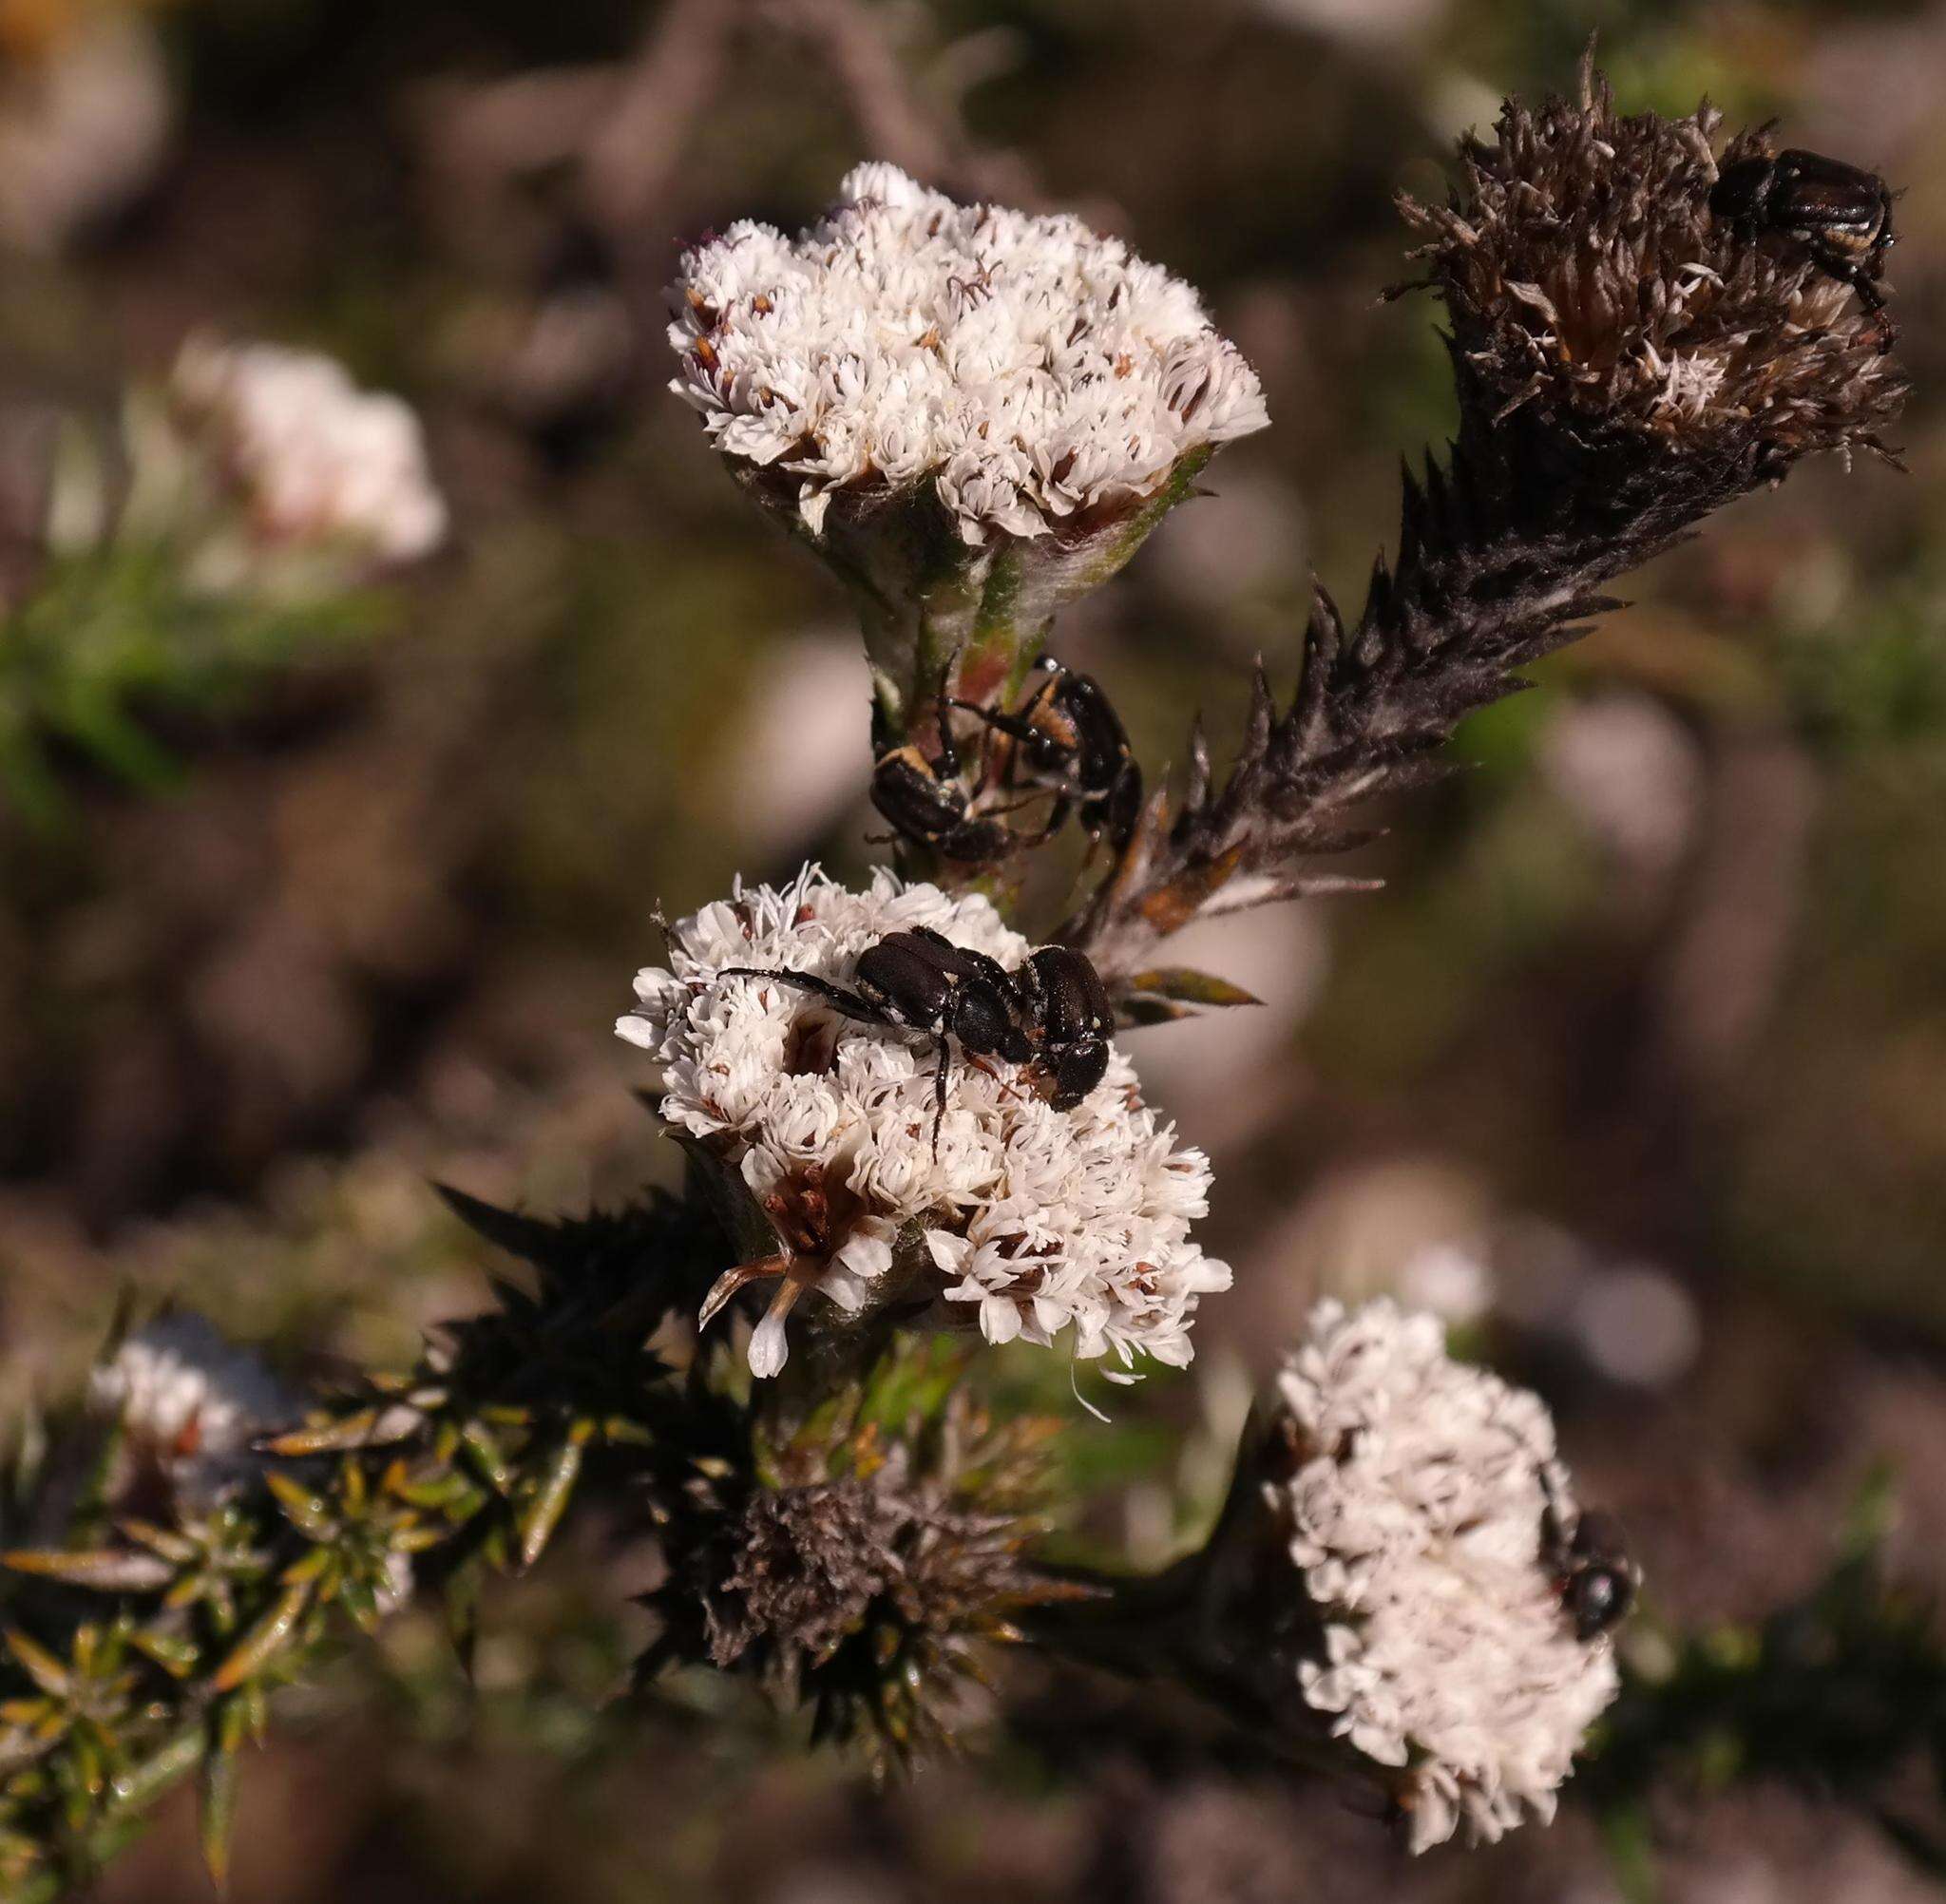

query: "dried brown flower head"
xmin=639 ymin=1377 xmax=1076 ymax=1766
xmin=1398 ymin=56 xmax=1906 ymax=475
xmin=703 ymin=1470 xmax=1032 ymax=1683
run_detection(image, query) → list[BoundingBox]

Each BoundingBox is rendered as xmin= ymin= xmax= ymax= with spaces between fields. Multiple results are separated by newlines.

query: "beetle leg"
xmin=1823 ymin=248 xmax=1887 ymax=313
xmin=944 ymin=699 xmax=1046 ymax=750
xmin=721 ymin=967 xmax=886 ymax=1025
xmin=1807 ymin=244 xmax=1896 ymax=350
xmin=931 ymin=666 xmax=966 ymax=782
xmin=1021 ymin=792 xmax=1075 ymax=847
xmin=930 ymin=1038 xmax=952 ymax=1157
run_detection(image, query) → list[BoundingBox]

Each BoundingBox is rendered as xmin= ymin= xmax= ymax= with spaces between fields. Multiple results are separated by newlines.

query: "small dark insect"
xmin=1710 ymin=146 xmax=1898 ymax=352
xmin=723 ymin=927 xmax=1114 ymax=1153
xmin=949 ymin=656 xmax=1144 ymax=856
xmin=1013 ymin=938 xmax=1117 ymax=1110
xmin=869 ymin=704 xmax=1015 ymax=865
xmin=1539 ymin=1470 xmax=1639 ymax=1642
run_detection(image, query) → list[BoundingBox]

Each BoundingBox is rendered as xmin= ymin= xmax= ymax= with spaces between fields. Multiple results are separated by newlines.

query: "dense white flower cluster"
xmin=170 ymin=337 xmax=448 ymax=563
xmin=619 ymin=867 xmax=1230 ymax=1378
xmin=1272 ymin=1299 xmax=1619 ymax=1852
xmin=89 ymin=1313 xmax=296 ymax=1506
xmin=669 ymin=162 xmax=1268 ymax=543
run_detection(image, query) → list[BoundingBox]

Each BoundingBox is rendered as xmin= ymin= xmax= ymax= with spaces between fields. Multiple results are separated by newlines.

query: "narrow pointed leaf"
xmin=110 ymin=1724 xmax=205 ymax=1809
xmin=115 ymin=1517 xmax=198 ymax=1564
xmin=434 ymin=1185 xmax=562 ymax=1266
xmin=258 ymin=1407 xmax=418 ymax=1457
xmin=264 ymin=1470 xmax=335 ymax=1539
xmin=517 ymin=1432 xmax=586 ymax=1571
xmin=1122 ymin=966 xmax=1265 ymax=1008
xmin=211 ymin=1584 xmax=312 ymax=1692
xmin=129 ymin=1628 xmax=200 ymax=1677
xmin=0 ymin=1549 xmax=175 ymax=1592
xmin=459 ymin=1421 xmax=513 ymax=1496
xmin=199 ymin=1711 xmax=240 ymax=1892
xmin=3 ymin=1632 xmax=69 ymax=1699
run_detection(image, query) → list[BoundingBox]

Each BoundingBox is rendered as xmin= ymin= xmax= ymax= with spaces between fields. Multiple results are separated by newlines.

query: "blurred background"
xmin=1 ymin=0 xmax=1944 ymax=1896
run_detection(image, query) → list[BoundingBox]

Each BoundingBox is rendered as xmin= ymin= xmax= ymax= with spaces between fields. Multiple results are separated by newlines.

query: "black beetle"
xmin=1539 ymin=1471 xmax=1639 ymax=1642
xmin=1011 ymin=941 xmax=1116 ymax=1110
xmin=1709 ymin=146 xmax=1898 ymax=351
xmin=868 ymin=661 xmax=1021 ymax=866
xmin=949 ymin=657 xmax=1144 ymax=855
xmin=869 ymin=738 xmax=1015 ymax=865
xmin=723 ymin=927 xmax=1114 ymax=1153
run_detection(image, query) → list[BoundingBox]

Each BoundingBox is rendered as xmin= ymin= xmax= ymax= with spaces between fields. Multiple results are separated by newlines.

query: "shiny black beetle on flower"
xmin=1709 ymin=145 xmax=1898 ymax=350
xmin=869 ymin=657 xmax=1144 ymax=865
xmin=726 ymin=926 xmax=1116 ymax=1152
xmin=1540 ymin=1471 xmax=1640 ymax=1642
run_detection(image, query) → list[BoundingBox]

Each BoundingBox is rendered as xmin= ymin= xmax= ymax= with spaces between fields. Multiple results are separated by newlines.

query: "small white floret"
xmin=89 ymin=1312 xmax=297 ymax=1507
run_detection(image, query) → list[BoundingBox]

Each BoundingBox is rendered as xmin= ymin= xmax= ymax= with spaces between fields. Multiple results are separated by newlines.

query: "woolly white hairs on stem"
xmin=619 ymin=866 xmax=1230 ymax=1378
xmin=170 ymin=337 xmax=448 ymax=563
xmin=89 ymin=1313 xmax=297 ymax=1506
xmin=1272 ymin=1299 xmax=1620 ymax=1852
xmin=668 ymin=162 xmax=1269 ymax=544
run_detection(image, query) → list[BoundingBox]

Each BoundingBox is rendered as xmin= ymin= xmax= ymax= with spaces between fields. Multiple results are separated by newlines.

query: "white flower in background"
xmin=1270 ymin=1299 xmax=1619 ymax=1852
xmin=89 ymin=1312 xmax=297 ymax=1507
xmin=619 ymin=866 xmax=1230 ymax=1378
xmin=669 ymin=162 xmax=1268 ymax=544
xmin=170 ymin=337 xmax=448 ymax=564
xmin=0 ymin=13 xmax=172 ymax=255
xmin=1394 ymin=1238 xmax=1494 ymax=1327
xmin=1539 ymin=694 xmax=1702 ymax=885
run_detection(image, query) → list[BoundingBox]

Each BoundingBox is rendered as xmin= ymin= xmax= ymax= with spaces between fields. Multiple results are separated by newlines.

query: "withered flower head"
xmin=1400 ymin=55 xmax=1906 ymax=476
xmin=642 ymin=1382 xmax=1068 ymax=1765
xmin=1065 ymin=63 xmax=1908 ymax=984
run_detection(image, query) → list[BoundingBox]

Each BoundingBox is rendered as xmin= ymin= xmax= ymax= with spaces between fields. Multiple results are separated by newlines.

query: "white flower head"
xmin=88 ymin=1313 xmax=297 ymax=1508
xmin=668 ymin=164 xmax=1268 ymax=547
xmin=619 ymin=866 xmax=1230 ymax=1378
xmin=1270 ymin=1299 xmax=1620 ymax=1851
xmin=169 ymin=337 xmax=448 ymax=564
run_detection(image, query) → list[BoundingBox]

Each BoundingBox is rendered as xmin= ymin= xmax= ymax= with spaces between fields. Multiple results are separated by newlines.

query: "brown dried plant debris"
xmin=639 ymin=1381 xmax=1078 ymax=1766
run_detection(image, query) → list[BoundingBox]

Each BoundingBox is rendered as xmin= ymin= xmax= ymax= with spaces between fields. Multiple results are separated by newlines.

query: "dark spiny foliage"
xmin=0 ymin=1186 xmax=714 ymax=1894
xmin=1067 ymin=58 xmax=1907 ymax=982
xmin=1591 ymin=1539 xmax=1946 ymax=1872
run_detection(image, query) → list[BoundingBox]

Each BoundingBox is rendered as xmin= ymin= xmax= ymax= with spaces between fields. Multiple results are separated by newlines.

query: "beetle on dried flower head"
xmin=1709 ymin=144 xmax=1898 ymax=351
